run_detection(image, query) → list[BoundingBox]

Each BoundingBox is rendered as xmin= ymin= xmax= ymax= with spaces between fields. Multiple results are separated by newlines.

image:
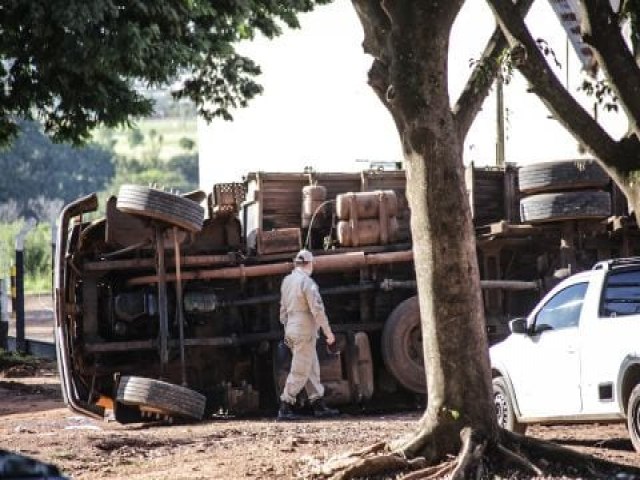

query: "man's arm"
xmin=302 ymin=277 xmax=334 ymax=344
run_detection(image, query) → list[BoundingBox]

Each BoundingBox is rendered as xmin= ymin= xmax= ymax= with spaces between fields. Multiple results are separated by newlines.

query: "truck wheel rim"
xmin=633 ymin=404 xmax=640 ymax=441
xmin=494 ymin=391 xmax=508 ymax=428
xmin=406 ymin=325 xmax=424 ymax=366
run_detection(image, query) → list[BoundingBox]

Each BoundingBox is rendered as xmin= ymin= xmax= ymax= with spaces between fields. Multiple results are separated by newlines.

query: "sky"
xmin=198 ymin=0 xmax=628 ymax=187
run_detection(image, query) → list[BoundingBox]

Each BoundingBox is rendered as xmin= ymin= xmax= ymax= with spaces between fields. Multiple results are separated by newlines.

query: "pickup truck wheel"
xmin=116 ymin=376 xmax=206 ymax=420
xmin=627 ymin=384 xmax=640 ymax=452
xmin=519 ymin=190 xmax=611 ymax=223
xmin=116 ymin=184 xmax=205 ymax=232
xmin=493 ymin=377 xmax=526 ymax=434
xmin=381 ymin=296 xmax=426 ymax=394
xmin=518 ymin=160 xmax=609 ymax=194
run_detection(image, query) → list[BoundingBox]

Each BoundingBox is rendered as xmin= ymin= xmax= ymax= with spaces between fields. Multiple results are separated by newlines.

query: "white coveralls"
xmin=279 ymin=267 xmax=332 ymax=404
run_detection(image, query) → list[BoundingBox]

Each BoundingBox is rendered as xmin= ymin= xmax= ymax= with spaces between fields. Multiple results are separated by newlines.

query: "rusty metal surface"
xmin=126 ymin=249 xmax=414 ymax=285
xmin=173 ymin=227 xmax=187 ymax=386
xmin=155 ymin=227 xmax=170 ymax=376
xmin=105 ymin=196 xmax=154 ymax=248
xmin=83 ymin=254 xmax=238 ymax=272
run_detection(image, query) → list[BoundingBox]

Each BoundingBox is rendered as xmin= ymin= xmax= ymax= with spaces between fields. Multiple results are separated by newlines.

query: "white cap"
xmin=294 ymin=249 xmax=313 ymax=264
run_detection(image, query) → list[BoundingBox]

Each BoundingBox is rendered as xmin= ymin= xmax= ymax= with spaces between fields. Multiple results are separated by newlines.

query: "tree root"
xmin=398 ymin=458 xmax=455 ymax=480
xmin=496 ymin=442 xmax=542 ymax=476
xmin=450 ymin=428 xmax=487 ymax=480
xmin=313 ymin=424 xmax=640 ymax=480
xmin=322 ymin=453 xmax=426 ymax=480
xmin=500 ymin=429 xmax=640 ymax=478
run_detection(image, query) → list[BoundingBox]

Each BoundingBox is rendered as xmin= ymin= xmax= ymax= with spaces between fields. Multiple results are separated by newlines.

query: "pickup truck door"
xmin=508 ymin=282 xmax=588 ymax=418
xmin=581 ymin=268 xmax=640 ymax=415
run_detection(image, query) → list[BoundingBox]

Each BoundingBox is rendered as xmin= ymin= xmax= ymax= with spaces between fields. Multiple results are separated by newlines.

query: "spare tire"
xmin=518 ymin=160 xmax=609 ymax=194
xmin=381 ymin=296 xmax=426 ymax=394
xmin=520 ymin=190 xmax=611 ymax=223
xmin=117 ymin=376 xmax=206 ymax=420
xmin=117 ymin=185 xmax=204 ymax=232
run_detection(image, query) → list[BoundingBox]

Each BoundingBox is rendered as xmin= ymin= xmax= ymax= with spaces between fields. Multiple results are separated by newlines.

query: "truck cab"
xmin=491 ymin=258 xmax=640 ymax=451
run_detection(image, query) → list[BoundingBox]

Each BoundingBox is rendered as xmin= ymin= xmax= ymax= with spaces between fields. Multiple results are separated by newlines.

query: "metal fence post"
xmin=15 ymin=218 xmax=37 ymax=354
xmin=0 ymin=278 xmax=7 ymax=350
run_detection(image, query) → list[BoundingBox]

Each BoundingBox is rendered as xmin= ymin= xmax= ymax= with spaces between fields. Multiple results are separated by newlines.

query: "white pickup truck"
xmin=490 ymin=258 xmax=640 ymax=451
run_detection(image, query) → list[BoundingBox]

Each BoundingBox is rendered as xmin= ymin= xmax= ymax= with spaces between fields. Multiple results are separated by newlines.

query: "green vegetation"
xmin=0 ymin=121 xmax=114 ymax=214
xmin=96 ymin=118 xmax=198 ymax=163
xmin=0 ymin=0 xmax=329 ymax=146
xmin=0 ymin=349 xmax=39 ymax=370
xmin=97 ymin=115 xmax=200 ymax=201
xmin=0 ymin=0 xmax=330 ymax=294
xmin=0 ymin=221 xmax=53 ymax=293
xmin=0 ymin=115 xmax=199 ymax=294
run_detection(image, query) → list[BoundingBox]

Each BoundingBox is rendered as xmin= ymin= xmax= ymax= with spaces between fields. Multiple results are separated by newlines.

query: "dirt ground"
xmin=1 ymin=362 xmax=640 ymax=479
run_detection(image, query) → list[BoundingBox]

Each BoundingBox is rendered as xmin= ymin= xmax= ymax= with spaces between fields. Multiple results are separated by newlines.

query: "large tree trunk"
xmin=352 ymin=0 xmax=497 ymax=462
xmin=318 ymin=2 xmax=640 ymax=477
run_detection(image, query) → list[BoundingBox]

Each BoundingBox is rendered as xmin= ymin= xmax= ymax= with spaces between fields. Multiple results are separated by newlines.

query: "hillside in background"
xmin=96 ymin=117 xmax=198 ymax=163
xmin=1 ymin=89 xmax=200 ymax=292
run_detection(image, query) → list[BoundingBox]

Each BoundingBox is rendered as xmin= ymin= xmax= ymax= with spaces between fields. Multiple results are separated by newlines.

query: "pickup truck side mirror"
xmin=509 ymin=317 xmax=528 ymax=335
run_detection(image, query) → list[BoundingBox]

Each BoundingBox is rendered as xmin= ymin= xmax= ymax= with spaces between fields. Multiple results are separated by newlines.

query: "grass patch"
xmin=25 ymin=276 xmax=52 ymax=294
xmin=96 ymin=118 xmax=198 ymax=161
xmin=0 ymin=349 xmax=39 ymax=370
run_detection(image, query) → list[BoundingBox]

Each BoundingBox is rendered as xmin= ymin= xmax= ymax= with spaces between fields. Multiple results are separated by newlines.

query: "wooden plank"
xmin=504 ymin=165 xmax=518 ymax=224
xmin=257 ymin=228 xmax=302 ymax=255
xmin=483 ymin=221 xmax=548 ymax=237
xmin=474 ymin=188 xmax=504 ymax=197
xmin=474 ymin=178 xmax=504 ymax=188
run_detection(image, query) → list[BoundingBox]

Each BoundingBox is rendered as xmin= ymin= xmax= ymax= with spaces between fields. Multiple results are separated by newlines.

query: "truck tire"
xmin=518 ymin=160 xmax=609 ymax=194
xmin=627 ymin=384 xmax=640 ymax=452
xmin=116 ymin=376 xmax=206 ymax=420
xmin=520 ymin=190 xmax=611 ymax=223
xmin=117 ymin=185 xmax=204 ymax=232
xmin=493 ymin=376 xmax=526 ymax=434
xmin=381 ymin=296 xmax=426 ymax=394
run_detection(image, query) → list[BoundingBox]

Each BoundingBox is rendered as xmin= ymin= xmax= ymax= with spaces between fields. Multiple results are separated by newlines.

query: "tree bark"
xmin=581 ymin=1 xmax=640 ymax=141
xmin=352 ymin=0 xmax=497 ymax=461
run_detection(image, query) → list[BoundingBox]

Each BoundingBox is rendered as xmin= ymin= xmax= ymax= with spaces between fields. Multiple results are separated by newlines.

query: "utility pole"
xmin=496 ymin=76 xmax=505 ymax=168
xmin=15 ymin=218 xmax=37 ymax=354
xmin=0 ymin=279 xmax=7 ymax=350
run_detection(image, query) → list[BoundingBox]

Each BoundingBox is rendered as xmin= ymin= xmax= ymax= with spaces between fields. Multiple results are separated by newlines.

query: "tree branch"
xmin=351 ymin=0 xmax=391 ymax=62
xmin=367 ymin=58 xmax=404 ymax=134
xmin=485 ymin=0 xmax=626 ymax=184
xmin=454 ymin=0 xmax=535 ymax=140
xmin=353 ymin=1 xmax=465 ymax=136
xmin=581 ymin=1 xmax=640 ymax=141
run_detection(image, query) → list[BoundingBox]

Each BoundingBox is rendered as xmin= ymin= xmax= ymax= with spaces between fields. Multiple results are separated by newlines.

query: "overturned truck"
xmin=55 ymin=160 xmax=640 ymax=422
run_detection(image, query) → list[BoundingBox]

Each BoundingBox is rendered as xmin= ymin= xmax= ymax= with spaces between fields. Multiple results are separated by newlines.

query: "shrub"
xmin=0 ymin=221 xmax=52 ymax=294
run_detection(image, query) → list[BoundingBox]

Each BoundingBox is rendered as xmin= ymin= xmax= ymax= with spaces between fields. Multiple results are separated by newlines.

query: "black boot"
xmin=277 ymin=401 xmax=300 ymax=421
xmin=311 ymin=398 xmax=339 ymax=418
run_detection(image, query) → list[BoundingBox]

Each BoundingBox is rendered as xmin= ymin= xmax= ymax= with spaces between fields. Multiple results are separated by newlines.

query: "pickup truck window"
xmin=601 ymin=269 xmax=640 ymax=317
xmin=534 ymin=283 xmax=588 ymax=333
